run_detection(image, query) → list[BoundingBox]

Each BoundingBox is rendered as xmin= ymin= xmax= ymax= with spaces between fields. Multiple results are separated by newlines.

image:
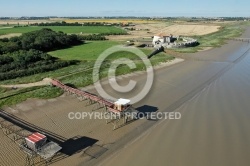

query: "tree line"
xmin=0 ymin=28 xmax=82 ymax=54
xmin=78 ymin=34 xmax=107 ymax=41
xmin=0 ymin=49 xmax=78 ymax=81
xmin=0 ymin=29 xmax=81 ymax=81
xmin=30 ymin=21 xmax=131 ymax=27
xmin=77 ymin=32 xmax=128 ymax=41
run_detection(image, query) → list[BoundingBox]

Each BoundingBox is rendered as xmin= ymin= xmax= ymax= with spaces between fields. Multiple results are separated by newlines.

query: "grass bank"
xmin=0 ymin=86 xmax=63 ymax=107
xmin=171 ymin=23 xmax=244 ymax=53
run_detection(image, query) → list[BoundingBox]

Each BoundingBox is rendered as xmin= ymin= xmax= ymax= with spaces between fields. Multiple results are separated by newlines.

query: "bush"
xmin=78 ymin=34 xmax=107 ymax=41
xmin=0 ymin=49 xmax=78 ymax=80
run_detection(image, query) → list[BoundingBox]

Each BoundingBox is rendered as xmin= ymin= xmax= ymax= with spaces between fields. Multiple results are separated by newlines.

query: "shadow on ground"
xmin=61 ymin=136 xmax=98 ymax=156
xmin=136 ymin=105 xmax=158 ymax=119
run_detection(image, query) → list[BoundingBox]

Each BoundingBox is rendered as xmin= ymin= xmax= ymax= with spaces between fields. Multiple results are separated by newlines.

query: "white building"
xmin=152 ymin=32 xmax=172 ymax=46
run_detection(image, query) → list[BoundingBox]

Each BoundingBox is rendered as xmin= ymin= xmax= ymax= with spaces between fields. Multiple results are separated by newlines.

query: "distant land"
xmin=0 ymin=16 xmax=250 ymax=21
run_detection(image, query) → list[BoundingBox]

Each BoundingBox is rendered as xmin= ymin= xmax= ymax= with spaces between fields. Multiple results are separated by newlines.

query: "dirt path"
xmin=0 ymin=33 xmax=22 ymax=38
xmin=0 ymin=78 xmax=52 ymax=88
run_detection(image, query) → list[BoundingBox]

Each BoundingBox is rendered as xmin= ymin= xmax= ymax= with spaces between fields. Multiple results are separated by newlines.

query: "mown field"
xmin=49 ymin=41 xmax=159 ymax=61
xmin=48 ymin=41 xmax=121 ymax=60
xmin=0 ymin=26 xmax=125 ymax=35
xmin=49 ymin=41 xmax=173 ymax=62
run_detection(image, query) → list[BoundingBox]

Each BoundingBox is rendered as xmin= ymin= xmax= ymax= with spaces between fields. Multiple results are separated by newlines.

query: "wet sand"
xmin=0 ymin=60 xmax=184 ymax=166
xmin=101 ymin=50 xmax=250 ymax=166
xmin=0 ymin=128 xmax=26 ymax=166
xmin=95 ymin=28 xmax=250 ymax=166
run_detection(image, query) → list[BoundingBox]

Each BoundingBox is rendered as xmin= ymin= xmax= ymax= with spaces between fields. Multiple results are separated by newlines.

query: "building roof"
xmin=154 ymin=32 xmax=169 ymax=37
xmin=26 ymin=132 xmax=46 ymax=143
xmin=115 ymin=98 xmax=131 ymax=105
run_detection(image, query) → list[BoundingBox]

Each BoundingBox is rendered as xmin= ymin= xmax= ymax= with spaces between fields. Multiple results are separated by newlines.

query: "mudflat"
xmin=99 ymin=27 xmax=250 ymax=166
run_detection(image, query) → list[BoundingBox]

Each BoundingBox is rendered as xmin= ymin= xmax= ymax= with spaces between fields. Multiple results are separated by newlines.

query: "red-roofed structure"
xmin=25 ymin=132 xmax=47 ymax=151
xmin=26 ymin=132 xmax=46 ymax=143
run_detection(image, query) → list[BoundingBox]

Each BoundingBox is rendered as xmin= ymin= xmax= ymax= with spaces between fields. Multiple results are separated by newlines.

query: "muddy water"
xmin=100 ymin=36 xmax=250 ymax=165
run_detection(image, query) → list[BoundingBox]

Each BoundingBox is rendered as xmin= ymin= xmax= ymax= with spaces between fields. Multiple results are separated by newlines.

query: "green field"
xmin=49 ymin=41 xmax=174 ymax=62
xmin=49 ymin=41 xmax=174 ymax=88
xmin=49 ymin=41 xmax=120 ymax=60
xmin=0 ymin=26 xmax=125 ymax=35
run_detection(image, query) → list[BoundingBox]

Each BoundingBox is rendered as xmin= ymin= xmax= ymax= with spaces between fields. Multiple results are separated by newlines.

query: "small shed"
xmin=25 ymin=132 xmax=47 ymax=152
xmin=114 ymin=98 xmax=131 ymax=111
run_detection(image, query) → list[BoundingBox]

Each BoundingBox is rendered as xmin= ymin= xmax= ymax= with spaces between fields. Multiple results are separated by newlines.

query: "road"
xmin=83 ymin=27 xmax=250 ymax=166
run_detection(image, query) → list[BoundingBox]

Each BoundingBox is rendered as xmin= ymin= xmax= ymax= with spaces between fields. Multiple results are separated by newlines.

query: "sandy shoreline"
xmin=0 ymin=57 xmax=184 ymax=166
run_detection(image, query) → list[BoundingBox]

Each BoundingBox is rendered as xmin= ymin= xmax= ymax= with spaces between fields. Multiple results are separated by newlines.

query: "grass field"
xmin=49 ymin=41 xmax=174 ymax=88
xmin=48 ymin=41 xmax=121 ymax=60
xmin=56 ymin=48 xmax=173 ymax=87
xmin=0 ymin=26 xmax=125 ymax=35
xmin=49 ymin=41 xmax=174 ymax=64
xmin=198 ymin=24 xmax=243 ymax=46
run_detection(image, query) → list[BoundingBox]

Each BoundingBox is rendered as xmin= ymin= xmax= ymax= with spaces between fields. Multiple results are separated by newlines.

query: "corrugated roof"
xmin=26 ymin=132 xmax=46 ymax=143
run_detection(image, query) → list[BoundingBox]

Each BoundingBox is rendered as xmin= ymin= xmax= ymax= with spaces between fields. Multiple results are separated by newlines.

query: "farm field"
xmin=108 ymin=23 xmax=222 ymax=41
xmin=48 ymin=41 xmax=121 ymax=61
xmin=0 ymin=26 xmax=125 ymax=35
xmin=48 ymin=41 xmax=166 ymax=61
xmin=0 ymin=19 xmax=54 ymax=25
xmin=49 ymin=41 xmax=173 ymax=61
xmin=152 ymin=24 xmax=221 ymax=36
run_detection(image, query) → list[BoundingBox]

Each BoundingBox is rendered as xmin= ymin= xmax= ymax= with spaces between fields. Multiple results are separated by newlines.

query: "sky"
xmin=0 ymin=0 xmax=250 ymax=17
